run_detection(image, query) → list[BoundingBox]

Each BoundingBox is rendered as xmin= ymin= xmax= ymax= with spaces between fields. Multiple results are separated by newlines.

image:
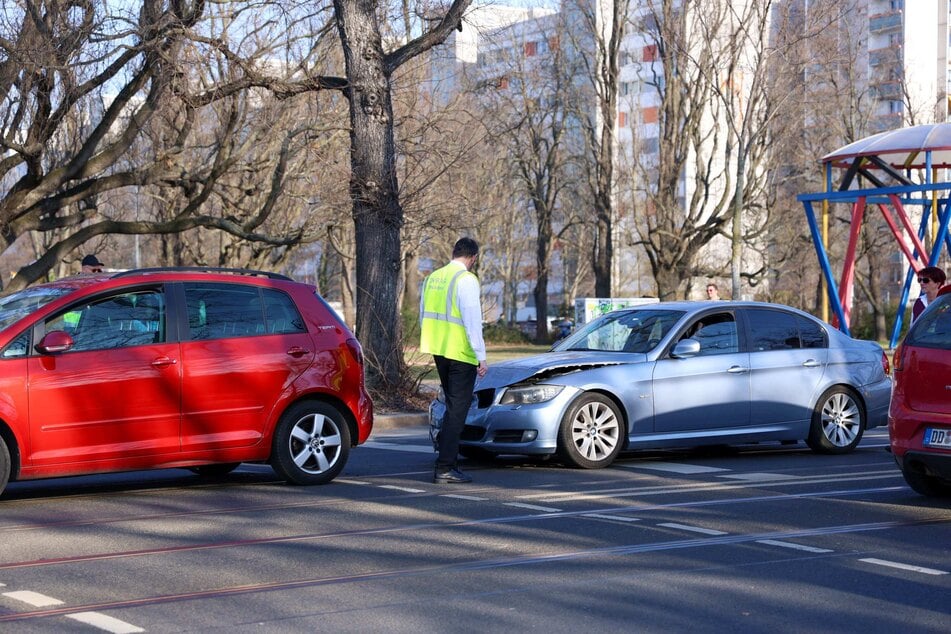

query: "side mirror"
xmin=671 ymin=338 xmax=701 ymax=358
xmin=36 ymin=330 xmax=75 ymax=354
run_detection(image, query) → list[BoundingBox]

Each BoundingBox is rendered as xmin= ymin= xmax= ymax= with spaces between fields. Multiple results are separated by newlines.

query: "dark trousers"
xmin=434 ymin=355 xmax=477 ymax=469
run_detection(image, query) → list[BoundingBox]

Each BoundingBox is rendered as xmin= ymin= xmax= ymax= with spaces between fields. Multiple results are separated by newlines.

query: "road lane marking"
xmin=504 ymin=502 xmax=562 ymax=513
xmin=583 ymin=513 xmax=641 ymax=522
xmin=379 ymin=485 xmax=426 ymax=493
xmin=334 ymin=479 xmax=373 ymax=485
xmin=616 ymin=462 xmax=730 ymax=474
xmin=719 ymin=472 xmax=798 ymax=481
xmin=362 ymin=441 xmax=434 ymax=454
xmin=518 ymin=473 xmax=899 ymax=503
xmin=859 ymin=558 xmax=949 ymax=576
xmin=67 ymin=612 xmax=144 ymax=633
xmin=658 ymin=523 xmax=729 ymax=535
xmin=442 ymin=494 xmax=488 ymax=501
xmin=2 ymin=591 xmax=64 ymax=607
xmin=756 ymin=539 xmax=833 ymax=553
xmin=1 ymin=517 xmax=948 ymax=625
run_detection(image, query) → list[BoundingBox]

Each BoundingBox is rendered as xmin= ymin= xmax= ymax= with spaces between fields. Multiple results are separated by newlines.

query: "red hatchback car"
xmin=0 ymin=268 xmax=372 ymax=497
xmin=889 ymin=284 xmax=951 ymax=497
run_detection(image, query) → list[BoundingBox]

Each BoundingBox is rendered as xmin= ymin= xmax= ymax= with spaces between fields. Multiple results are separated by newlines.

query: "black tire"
xmin=806 ymin=386 xmax=865 ymax=454
xmin=188 ymin=462 xmax=241 ymax=477
xmin=271 ymin=401 xmax=351 ymax=485
xmin=0 ymin=435 xmax=10 ymax=498
xmin=901 ymin=466 xmax=951 ymax=497
xmin=556 ymin=393 xmax=624 ymax=469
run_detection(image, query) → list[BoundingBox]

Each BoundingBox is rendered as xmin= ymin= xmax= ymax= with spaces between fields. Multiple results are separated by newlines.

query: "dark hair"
xmin=919 ymin=266 xmax=946 ymax=285
xmin=452 ymin=237 xmax=479 ymax=258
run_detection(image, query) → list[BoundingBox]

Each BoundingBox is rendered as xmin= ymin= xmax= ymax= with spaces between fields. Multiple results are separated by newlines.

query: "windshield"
xmin=552 ymin=309 xmax=685 ymax=353
xmin=906 ymin=294 xmax=951 ymax=350
xmin=0 ymin=286 xmax=75 ymax=331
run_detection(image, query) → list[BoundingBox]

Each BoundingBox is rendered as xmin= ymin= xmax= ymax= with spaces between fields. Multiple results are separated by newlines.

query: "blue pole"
xmin=803 ymin=200 xmax=849 ymax=335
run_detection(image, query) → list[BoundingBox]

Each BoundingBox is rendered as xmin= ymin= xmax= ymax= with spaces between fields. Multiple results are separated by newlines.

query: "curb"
xmin=374 ymin=412 xmax=429 ymax=430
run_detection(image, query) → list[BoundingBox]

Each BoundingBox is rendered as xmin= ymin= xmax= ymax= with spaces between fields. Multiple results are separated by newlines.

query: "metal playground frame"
xmin=797 ymin=123 xmax=951 ymax=348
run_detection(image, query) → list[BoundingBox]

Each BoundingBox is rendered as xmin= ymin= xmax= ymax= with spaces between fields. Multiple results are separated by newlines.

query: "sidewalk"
xmin=374 ymin=411 xmax=429 ymax=430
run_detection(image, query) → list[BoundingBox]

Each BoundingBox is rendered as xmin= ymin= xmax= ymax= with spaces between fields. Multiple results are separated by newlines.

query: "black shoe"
xmin=434 ymin=468 xmax=472 ymax=484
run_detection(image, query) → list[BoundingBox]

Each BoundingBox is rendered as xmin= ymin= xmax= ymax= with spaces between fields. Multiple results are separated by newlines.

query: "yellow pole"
xmin=933 ymin=168 xmax=939 ymax=254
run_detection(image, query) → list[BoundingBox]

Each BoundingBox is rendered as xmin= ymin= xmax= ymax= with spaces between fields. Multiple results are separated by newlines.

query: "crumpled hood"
xmin=475 ymin=351 xmax=645 ymax=390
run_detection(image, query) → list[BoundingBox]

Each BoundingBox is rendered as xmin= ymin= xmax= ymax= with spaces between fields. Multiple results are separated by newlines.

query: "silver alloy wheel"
xmin=568 ymin=399 xmax=621 ymax=462
xmin=819 ymin=391 xmax=861 ymax=447
xmin=288 ymin=412 xmax=343 ymax=474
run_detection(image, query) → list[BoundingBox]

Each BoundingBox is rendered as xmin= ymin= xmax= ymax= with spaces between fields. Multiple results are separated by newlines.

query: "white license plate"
xmin=923 ymin=428 xmax=951 ymax=448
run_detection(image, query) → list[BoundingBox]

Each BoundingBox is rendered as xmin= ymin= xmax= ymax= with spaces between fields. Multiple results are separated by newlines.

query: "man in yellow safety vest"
xmin=420 ymin=237 xmax=487 ymax=484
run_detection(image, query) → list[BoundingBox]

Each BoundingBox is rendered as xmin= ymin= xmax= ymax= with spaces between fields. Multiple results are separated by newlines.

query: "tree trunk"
xmin=334 ymin=0 xmax=405 ymax=390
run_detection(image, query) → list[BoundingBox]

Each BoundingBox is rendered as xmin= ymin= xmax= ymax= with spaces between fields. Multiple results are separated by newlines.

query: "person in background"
xmin=705 ymin=283 xmax=721 ymax=301
xmin=420 ymin=237 xmax=487 ymax=484
xmin=912 ymin=266 xmax=947 ymax=322
xmin=81 ymin=254 xmax=104 ymax=274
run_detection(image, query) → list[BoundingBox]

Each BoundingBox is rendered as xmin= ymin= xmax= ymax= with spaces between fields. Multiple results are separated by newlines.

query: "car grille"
xmin=475 ymin=388 xmax=496 ymax=408
xmin=461 ymin=425 xmax=487 ymax=441
xmin=492 ymin=430 xmax=527 ymax=443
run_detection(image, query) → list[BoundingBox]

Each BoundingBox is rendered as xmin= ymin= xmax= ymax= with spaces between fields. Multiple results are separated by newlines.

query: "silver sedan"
xmin=430 ymin=301 xmax=892 ymax=468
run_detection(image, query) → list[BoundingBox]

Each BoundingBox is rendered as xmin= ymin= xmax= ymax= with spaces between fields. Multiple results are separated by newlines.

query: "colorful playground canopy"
xmin=822 ymin=123 xmax=951 ymax=170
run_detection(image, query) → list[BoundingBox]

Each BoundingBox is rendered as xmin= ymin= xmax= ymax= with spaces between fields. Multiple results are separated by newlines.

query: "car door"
xmin=651 ymin=310 xmax=751 ymax=433
xmin=177 ymin=282 xmax=315 ymax=452
xmin=26 ymin=288 xmax=182 ymax=466
xmin=742 ymin=308 xmax=828 ymax=426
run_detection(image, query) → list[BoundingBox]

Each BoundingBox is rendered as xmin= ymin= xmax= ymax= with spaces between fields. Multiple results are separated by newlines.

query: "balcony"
xmin=871 ymin=80 xmax=902 ymax=100
xmin=869 ymin=11 xmax=902 ymax=33
xmin=868 ymin=46 xmax=900 ymax=66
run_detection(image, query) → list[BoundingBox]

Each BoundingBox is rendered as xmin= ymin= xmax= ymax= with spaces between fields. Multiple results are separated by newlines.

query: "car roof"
xmin=621 ymin=300 xmax=818 ymax=316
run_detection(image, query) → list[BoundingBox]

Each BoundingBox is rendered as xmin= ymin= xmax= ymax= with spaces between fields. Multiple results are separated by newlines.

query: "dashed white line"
xmin=67 ymin=612 xmax=145 ymax=633
xmin=658 ymin=522 xmax=729 ymax=536
xmin=2 ymin=590 xmax=64 ymax=607
xmin=379 ymin=485 xmax=426 ymax=493
xmin=859 ymin=558 xmax=949 ymax=576
xmin=718 ymin=472 xmax=798 ymax=481
xmin=504 ymin=502 xmax=563 ymax=513
xmin=334 ymin=479 xmax=373 ymax=485
xmin=583 ymin=513 xmax=642 ymax=523
xmin=617 ymin=462 xmax=730 ymax=474
xmin=757 ymin=539 xmax=834 ymax=553
xmin=441 ymin=494 xmax=489 ymax=501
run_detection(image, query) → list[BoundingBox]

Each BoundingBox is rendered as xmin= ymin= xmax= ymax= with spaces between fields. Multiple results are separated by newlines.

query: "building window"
xmin=642 ymin=106 xmax=659 ymax=123
xmin=643 ymin=44 xmax=657 ymax=62
xmin=618 ymin=111 xmax=627 ymax=127
xmin=524 ymin=41 xmax=537 ymax=57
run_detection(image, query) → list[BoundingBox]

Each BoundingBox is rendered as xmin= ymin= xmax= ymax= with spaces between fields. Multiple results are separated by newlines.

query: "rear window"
xmin=0 ymin=286 xmax=74 ymax=331
xmin=906 ymin=295 xmax=951 ymax=349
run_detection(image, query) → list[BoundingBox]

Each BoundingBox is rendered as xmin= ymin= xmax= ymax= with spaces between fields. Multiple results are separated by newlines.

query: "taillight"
xmin=881 ymin=350 xmax=891 ymax=376
xmin=891 ymin=344 xmax=902 ymax=373
xmin=345 ymin=337 xmax=364 ymax=366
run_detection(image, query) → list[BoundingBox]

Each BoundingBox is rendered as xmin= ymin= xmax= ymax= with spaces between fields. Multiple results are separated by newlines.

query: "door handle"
xmin=727 ymin=365 xmax=749 ymax=374
xmin=802 ymin=359 xmax=820 ymax=368
xmin=286 ymin=346 xmax=310 ymax=358
xmin=151 ymin=356 xmax=177 ymax=368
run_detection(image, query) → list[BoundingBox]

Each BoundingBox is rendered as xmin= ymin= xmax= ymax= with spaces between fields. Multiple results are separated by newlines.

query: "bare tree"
xmin=564 ymin=0 xmax=631 ymax=298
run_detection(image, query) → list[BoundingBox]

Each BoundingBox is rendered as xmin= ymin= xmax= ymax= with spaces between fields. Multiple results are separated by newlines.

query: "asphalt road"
xmin=0 ymin=426 xmax=948 ymax=633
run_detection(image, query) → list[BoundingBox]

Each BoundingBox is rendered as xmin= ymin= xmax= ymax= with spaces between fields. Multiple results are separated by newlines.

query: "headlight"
xmin=499 ymin=384 xmax=565 ymax=405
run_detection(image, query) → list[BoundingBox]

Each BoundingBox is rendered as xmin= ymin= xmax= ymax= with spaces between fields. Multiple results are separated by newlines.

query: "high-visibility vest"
xmin=420 ymin=262 xmax=477 ymax=365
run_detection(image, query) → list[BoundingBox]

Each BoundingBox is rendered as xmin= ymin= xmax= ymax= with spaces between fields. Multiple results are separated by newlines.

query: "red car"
xmin=889 ymin=284 xmax=951 ymax=496
xmin=0 ymin=268 xmax=373 ymax=497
